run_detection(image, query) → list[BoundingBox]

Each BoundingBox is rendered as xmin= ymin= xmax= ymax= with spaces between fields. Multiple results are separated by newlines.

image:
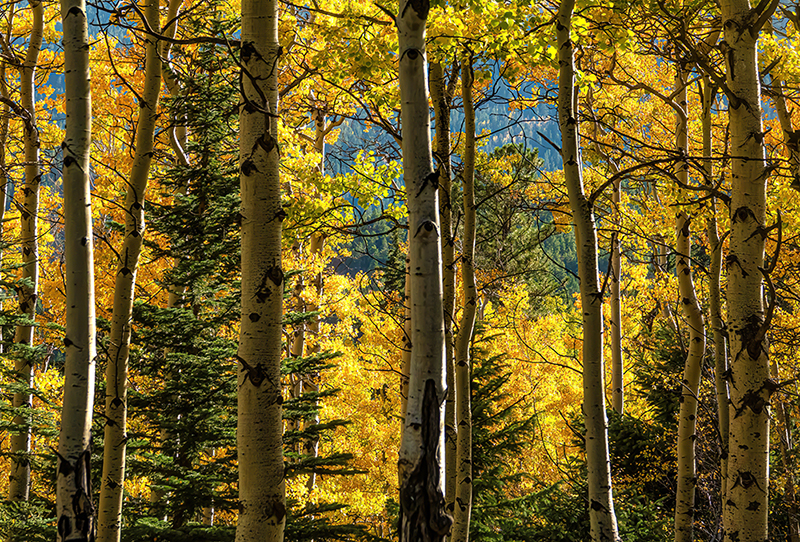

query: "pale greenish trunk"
xmin=673 ymin=65 xmax=706 ymax=542
xmin=430 ymin=60 xmax=457 ymax=515
xmin=556 ymin=3 xmax=619 ymax=540
xmin=450 ymin=53 xmax=476 ymax=542
xmin=9 ymin=0 xmax=42 ymax=503
xmin=97 ymin=1 xmax=161 ymax=539
xmin=719 ymin=1 xmax=775 ymax=539
xmin=396 ymin=0 xmax=451 ymax=539
xmin=57 ymin=0 xmax=97 ymax=537
xmin=236 ymin=0 xmax=285 ymax=537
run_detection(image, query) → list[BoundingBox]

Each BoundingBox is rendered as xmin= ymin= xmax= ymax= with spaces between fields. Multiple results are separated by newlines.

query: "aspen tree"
xmin=97 ymin=0 xmax=161 ymax=539
xmin=767 ymin=71 xmax=800 ymax=542
xmin=57 ymin=0 xmax=97 ymax=537
xmin=301 ymin=104 xmax=340 ymax=492
xmin=0 ymin=60 xmax=8 ymax=352
xmin=149 ymin=0 xmax=188 ymax=512
xmin=396 ymin=0 xmax=451 ymax=539
xmin=8 ymin=0 xmax=42 ymax=502
xmin=702 ymin=75 xmax=729 ymax=501
xmin=672 ymin=64 xmax=706 ymax=542
xmin=236 ymin=0 xmax=285 ymax=536
xmin=556 ymin=2 xmax=620 ymax=540
xmin=450 ymin=52 xmax=476 ymax=542
xmin=718 ymin=1 xmax=777 ymax=539
xmin=430 ymin=60 xmax=457 ymax=514
xmin=587 ymin=88 xmax=623 ymax=415
xmin=771 ymin=356 xmax=800 ymax=542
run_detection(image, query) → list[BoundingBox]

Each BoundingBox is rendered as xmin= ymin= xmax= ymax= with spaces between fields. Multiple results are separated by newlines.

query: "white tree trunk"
xmin=450 ymin=53 xmax=476 ymax=542
xmin=0 ymin=61 xmax=9 ymax=355
xmin=396 ymin=0 xmax=451 ymax=539
xmin=57 ymin=0 xmax=97 ymax=538
xmin=236 ymin=0 xmax=285 ymax=537
xmin=702 ymin=75 xmax=730 ymax=502
xmin=609 ymin=175 xmax=623 ymax=415
xmin=9 ymin=0 xmax=43 ymax=503
xmin=719 ymin=2 xmax=775 ymax=539
xmin=429 ymin=60 xmax=457 ymax=516
xmin=150 ymin=0 xmax=188 ymax=513
xmin=97 ymin=0 xmax=161 ymax=539
xmin=672 ymin=63 xmax=706 ymax=542
xmin=556 ymin=3 xmax=620 ymax=540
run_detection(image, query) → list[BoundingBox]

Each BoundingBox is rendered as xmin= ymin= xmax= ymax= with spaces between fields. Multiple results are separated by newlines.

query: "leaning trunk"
xmin=9 ymin=0 xmax=43 ymax=503
xmin=556 ymin=3 xmax=620 ymax=540
xmin=97 ymin=0 xmax=161 ymax=539
xmin=236 ymin=0 xmax=286 ymax=537
xmin=396 ymin=0 xmax=451 ymax=539
xmin=57 ymin=0 xmax=97 ymax=537
xmin=719 ymin=2 xmax=774 ymax=540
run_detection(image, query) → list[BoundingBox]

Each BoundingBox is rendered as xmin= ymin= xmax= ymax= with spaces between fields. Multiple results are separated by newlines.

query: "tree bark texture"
xmin=9 ymin=0 xmax=43 ymax=503
xmin=556 ymin=3 xmax=620 ymax=540
xmin=771 ymin=358 xmax=800 ymax=542
xmin=0 ymin=61 xmax=9 ymax=355
xmin=609 ymin=174 xmax=623 ymax=415
xmin=702 ymin=75 xmax=730 ymax=502
xmin=57 ymin=0 xmax=98 ymax=538
xmin=672 ymin=64 xmax=705 ymax=542
xmin=236 ymin=0 xmax=286 ymax=537
xmin=719 ymin=2 xmax=775 ymax=540
xmin=396 ymin=0 xmax=452 ymax=540
xmin=773 ymin=79 xmax=800 ymax=192
xmin=429 ymin=60 xmax=457 ymax=516
xmin=97 ymin=1 xmax=161 ymax=539
xmin=450 ymin=54 xmax=476 ymax=542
